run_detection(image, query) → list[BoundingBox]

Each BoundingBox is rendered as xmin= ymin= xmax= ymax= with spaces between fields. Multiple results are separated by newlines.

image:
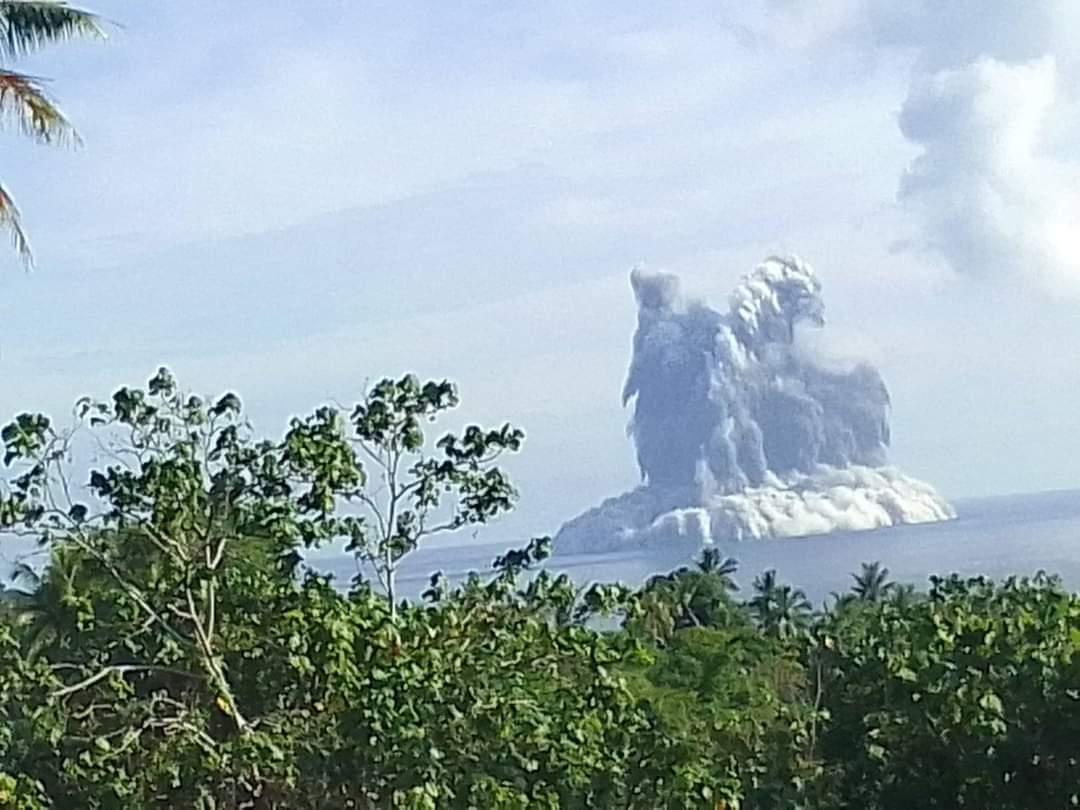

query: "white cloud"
xmin=897 ymin=56 xmax=1080 ymax=286
xmin=864 ymin=0 xmax=1080 ymax=290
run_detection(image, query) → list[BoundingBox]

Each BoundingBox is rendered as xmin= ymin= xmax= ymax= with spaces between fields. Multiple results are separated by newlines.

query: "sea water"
xmin=310 ymin=488 xmax=1080 ymax=607
xmin=5 ymin=490 xmax=1080 ymax=608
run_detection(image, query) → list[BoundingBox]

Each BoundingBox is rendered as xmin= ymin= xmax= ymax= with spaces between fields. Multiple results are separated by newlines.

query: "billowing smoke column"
xmin=555 ymin=255 xmax=955 ymax=553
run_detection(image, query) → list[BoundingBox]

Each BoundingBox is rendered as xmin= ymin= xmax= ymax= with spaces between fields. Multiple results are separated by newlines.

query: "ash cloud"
xmin=625 ymin=256 xmax=888 ymax=493
xmin=556 ymin=255 xmax=953 ymax=553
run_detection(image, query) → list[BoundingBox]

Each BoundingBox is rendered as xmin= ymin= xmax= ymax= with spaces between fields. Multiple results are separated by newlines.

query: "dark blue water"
xmin=309 ymin=489 xmax=1080 ymax=606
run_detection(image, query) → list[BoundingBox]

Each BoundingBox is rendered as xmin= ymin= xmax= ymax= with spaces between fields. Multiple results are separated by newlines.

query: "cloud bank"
xmin=555 ymin=255 xmax=954 ymax=553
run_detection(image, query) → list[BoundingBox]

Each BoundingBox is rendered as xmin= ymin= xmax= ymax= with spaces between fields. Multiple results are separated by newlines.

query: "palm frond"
xmin=0 ymin=181 xmax=33 ymax=267
xmin=9 ymin=559 xmax=40 ymax=587
xmin=0 ymin=68 xmax=77 ymax=144
xmin=0 ymin=1 xmax=104 ymax=61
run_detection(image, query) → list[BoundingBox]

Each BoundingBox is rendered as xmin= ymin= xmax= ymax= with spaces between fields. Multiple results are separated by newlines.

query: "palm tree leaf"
xmin=0 ymin=68 xmax=77 ymax=144
xmin=0 ymin=180 xmax=32 ymax=267
xmin=9 ymin=558 xmax=40 ymax=587
xmin=851 ymin=560 xmax=895 ymax=601
xmin=0 ymin=1 xmax=104 ymax=60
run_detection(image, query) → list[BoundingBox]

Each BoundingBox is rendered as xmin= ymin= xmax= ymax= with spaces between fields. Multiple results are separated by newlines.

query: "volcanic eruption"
xmin=555 ymin=255 xmax=955 ymax=553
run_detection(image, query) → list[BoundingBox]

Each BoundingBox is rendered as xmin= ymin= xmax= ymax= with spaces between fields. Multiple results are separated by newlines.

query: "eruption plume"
xmin=556 ymin=255 xmax=954 ymax=553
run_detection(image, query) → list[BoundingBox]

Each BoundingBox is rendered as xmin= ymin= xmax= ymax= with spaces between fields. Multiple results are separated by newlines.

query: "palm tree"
xmin=748 ymin=568 xmax=813 ymax=640
xmin=7 ymin=549 xmax=83 ymax=656
xmin=696 ymin=547 xmax=739 ymax=587
xmin=826 ymin=589 xmax=856 ymax=613
xmin=0 ymin=2 xmax=105 ymax=266
xmin=748 ymin=568 xmax=778 ymax=606
xmin=887 ymin=582 xmax=920 ymax=611
xmin=850 ymin=561 xmax=895 ymax=602
xmin=628 ymin=555 xmax=742 ymax=643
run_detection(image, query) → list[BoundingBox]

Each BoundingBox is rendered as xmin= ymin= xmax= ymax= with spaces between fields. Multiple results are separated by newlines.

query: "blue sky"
xmin=0 ymin=1 xmax=1078 ymax=543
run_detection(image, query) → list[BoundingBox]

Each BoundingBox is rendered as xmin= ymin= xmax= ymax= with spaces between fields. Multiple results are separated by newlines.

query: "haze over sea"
xmin=311 ymin=489 xmax=1080 ymax=607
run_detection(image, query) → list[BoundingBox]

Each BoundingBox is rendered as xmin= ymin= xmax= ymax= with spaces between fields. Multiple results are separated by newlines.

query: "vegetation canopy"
xmin=0 ymin=369 xmax=1077 ymax=808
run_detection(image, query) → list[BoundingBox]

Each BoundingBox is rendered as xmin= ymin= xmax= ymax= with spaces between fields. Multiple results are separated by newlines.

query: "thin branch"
xmin=354 ymin=546 xmax=389 ymax=594
xmin=353 ymin=436 xmax=391 ymax=485
xmin=416 ymin=519 xmax=464 ymax=539
xmin=51 ymin=663 xmax=202 ymax=698
xmin=354 ymin=491 xmax=387 ymax=538
xmin=88 ymin=430 xmax=139 ymax=472
xmin=113 ymin=508 xmax=187 ymax=559
xmin=184 ymin=583 xmax=250 ymax=734
xmin=64 ymin=531 xmax=191 ymax=650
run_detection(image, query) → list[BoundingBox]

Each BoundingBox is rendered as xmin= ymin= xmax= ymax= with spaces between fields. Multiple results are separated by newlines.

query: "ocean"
xmin=5 ymin=489 xmax=1079 ymax=606
xmin=310 ymin=488 xmax=1080 ymax=607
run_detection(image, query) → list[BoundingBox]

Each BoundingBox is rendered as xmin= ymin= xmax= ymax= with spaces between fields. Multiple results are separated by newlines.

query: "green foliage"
xmin=624 ymin=550 xmax=743 ymax=646
xmin=624 ymin=625 xmax=824 ymax=809
xmin=849 ymin=561 xmax=895 ymax=603
xmin=2 ymin=368 xmax=1079 ymax=808
xmin=0 ymin=370 xmax=713 ymax=808
xmin=345 ymin=374 xmax=523 ymax=614
xmin=748 ymin=569 xmax=813 ymax=641
xmin=815 ymin=573 xmax=1080 ymax=808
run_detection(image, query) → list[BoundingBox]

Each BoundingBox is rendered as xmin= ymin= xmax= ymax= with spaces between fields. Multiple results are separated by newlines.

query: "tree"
xmin=850 ymin=560 xmax=895 ymax=602
xmin=0 ymin=368 xmax=522 ymax=731
xmin=0 ymin=616 xmax=62 ymax=808
xmin=1 ymin=548 xmax=83 ymax=657
xmin=748 ymin=569 xmax=812 ymax=641
xmin=887 ymin=581 xmax=919 ymax=610
xmin=7 ymin=368 xmax=1080 ymax=807
xmin=622 ymin=624 xmax=824 ymax=809
xmin=626 ymin=551 xmax=741 ymax=645
xmin=0 ymin=2 xmax=105 ymax=267
xmin=696 ymin=547 xmax=739 ymax=582
xmin=0 ymin=368 xmax=730 ymax=807
xmin=344 ymin=374 xmax=522 ymax=616
xmin=0 ymin=575 xmax=32 ymax=620
xmin=816 ymin=573 xmax=1080 ymax=809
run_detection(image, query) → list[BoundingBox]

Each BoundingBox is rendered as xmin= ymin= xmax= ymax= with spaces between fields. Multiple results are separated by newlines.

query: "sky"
xmin=0 ymin=1 xmax=1078 ymax=545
